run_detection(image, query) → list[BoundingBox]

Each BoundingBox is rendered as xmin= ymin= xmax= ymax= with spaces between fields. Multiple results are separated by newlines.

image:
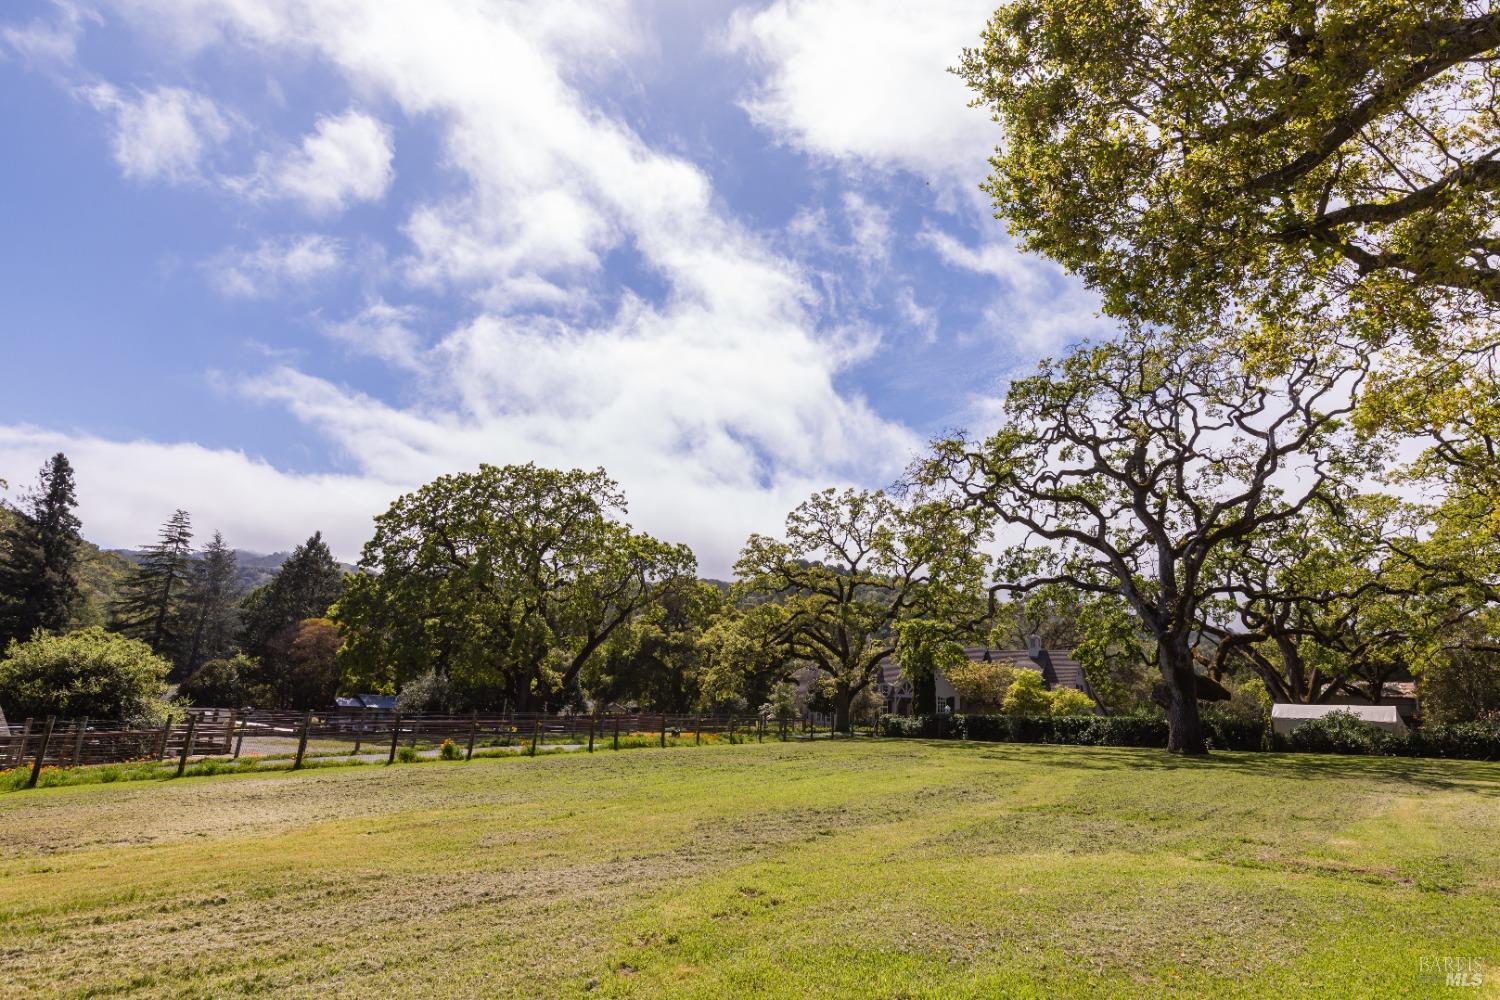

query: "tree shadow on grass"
xmin=898 ymin=739 xmax=1500 ymax=796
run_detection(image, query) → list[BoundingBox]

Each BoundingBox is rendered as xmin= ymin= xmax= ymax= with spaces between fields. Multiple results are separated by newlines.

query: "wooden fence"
xmin=0 ymin=708 xmax=238 ymax=786
xmin=3 ymin=708 xmax=857 ymax=785
xmin=232 ymin=710 xmax=826 ymax=764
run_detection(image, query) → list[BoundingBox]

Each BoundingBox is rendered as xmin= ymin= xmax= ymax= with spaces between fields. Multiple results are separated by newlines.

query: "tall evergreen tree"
xmin=0 ymin=453 xmax=83 ymax=647
xmin=176 ymin=531 xmax=240 ymax=679
xmin=240 ymin=531 xmax=345 ymax=660
xmin=113 ymin=510 xmax=194 ymax=656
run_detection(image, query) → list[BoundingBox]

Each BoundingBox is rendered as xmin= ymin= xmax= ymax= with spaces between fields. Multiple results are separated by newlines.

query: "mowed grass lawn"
xmin=1 ymin=742 xmax=1496 ymax=998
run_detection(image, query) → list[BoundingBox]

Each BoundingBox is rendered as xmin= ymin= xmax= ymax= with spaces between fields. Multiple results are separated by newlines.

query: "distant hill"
xmin=0 ymin=507 xmax=136 ymax=629
xmin=107 ymin=547 xmax=359 ymax=593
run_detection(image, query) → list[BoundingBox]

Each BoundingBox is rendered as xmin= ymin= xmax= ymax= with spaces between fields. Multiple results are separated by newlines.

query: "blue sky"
xmin=0 ymin=0 xmax=1108 ymax=575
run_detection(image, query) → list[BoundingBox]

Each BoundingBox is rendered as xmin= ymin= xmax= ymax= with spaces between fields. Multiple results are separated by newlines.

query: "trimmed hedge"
xmin=879 ymin=710 xmax=1499 ymax=761
xmin=1278 ymin=710 xmax=1500 ymax=761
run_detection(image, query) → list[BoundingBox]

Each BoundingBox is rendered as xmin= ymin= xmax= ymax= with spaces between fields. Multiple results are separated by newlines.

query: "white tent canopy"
xmin=1271 ymin=703 xmax=1408 ymax=736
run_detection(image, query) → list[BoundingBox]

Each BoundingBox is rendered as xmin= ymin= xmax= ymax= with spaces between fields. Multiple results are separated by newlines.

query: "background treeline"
xmin=6 ymin=0 xmax=1500 ymax=748
xmin=0 ymin=440 xmax=1496 ymax=745
xmin=0 ymin=454 xmax=350 ymax=722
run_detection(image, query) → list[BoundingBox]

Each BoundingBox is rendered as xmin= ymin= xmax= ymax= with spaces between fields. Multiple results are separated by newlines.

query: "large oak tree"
xmin=336 ymin=464 xmax=696 ymax=711
xmin=922 ymin=331 xmax=1368 ymax=752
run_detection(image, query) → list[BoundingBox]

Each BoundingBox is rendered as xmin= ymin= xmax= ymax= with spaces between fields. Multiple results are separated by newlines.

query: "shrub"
xmin=438 ymin=739 xmax=462 ymax=761
xmin=395 ymin=745 xmax=419 ymax=763
xmin=1048 ymin=687 xmax=1096 ymax=717
xmin=0 ymin=627 xmax=169 ymax=725
xmin=397 ymin=669 xmax=453 ymax=714
xmin=1001 ymin=669 xmax=1051 ymax=716
xmin=180 ymin=655 xmax=255 ymax=707
xmin=1401 ymin=719 xmax=1500 ymax=761
xmin=944 ymin=660 xmax=1018 ymax=714
xmin=1200 ymin=707 xmax=1269 ymax=751
xmin=1221 ymin=676 xmax=1272 ymax=724
xmin=1286 ymin=710 xmax=1389 ymax=755
xmin=884 ymin=707 xmax=1498 ymax=760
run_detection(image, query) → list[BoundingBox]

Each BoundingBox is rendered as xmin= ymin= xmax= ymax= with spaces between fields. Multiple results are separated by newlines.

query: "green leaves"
xmin=334 ymin=463 xmax=696 ymax=710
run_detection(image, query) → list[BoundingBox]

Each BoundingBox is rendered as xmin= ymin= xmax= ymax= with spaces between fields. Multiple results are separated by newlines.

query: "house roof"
xmin=335 ymin=694 xmax=397 ymax=710
xmin=876 ymin=648 xmax=1094 ymax=696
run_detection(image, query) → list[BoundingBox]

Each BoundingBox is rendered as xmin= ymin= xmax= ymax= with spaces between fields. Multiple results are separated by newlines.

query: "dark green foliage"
xmin=882 ymin=709 xmax=1498 ymax=761
xmin=175 ymin=532 xmax=240 ymax=679
xmin=239 ymin=531 xmax=345 ymax=661
xmin=180 ymin=654 xmax=255 ymax=707
xmin=1404 ymin=721 xmax=1500 ymax=761
xmin=1281 ymin=712 xmax=1500 ymax=761
xmin=1285 ymin=710 xmax=1388 ymax=755
xmin=337 ymin=466 xmax=693 ymax=712
xmin=112 ymin=510 xmax=194 ymax=657
xmin=0 ymin=453 xmax=83 ymax=646
xmin=883 ymin=712 xmax=1264 ymax=752
xmin=268 ymin=618 xmax=341 ymax=710
xmin=0 ymin=626 xmax=169 ymax=725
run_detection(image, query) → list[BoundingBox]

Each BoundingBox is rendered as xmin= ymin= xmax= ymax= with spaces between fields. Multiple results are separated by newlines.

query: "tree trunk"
xmin=1161 ymin=646 xmax=1207 ymax=754
xmin=833 ymin=687 xmax=852 ymax=733
xmin=911 ymin=671 xmax=936 ymax=717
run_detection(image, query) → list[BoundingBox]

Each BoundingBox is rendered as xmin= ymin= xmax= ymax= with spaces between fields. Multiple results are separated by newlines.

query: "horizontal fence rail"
xmin=0 ymin=708 xmax=237 ymax=783
xmin=4 ymin=708 xmax=871 ymax=782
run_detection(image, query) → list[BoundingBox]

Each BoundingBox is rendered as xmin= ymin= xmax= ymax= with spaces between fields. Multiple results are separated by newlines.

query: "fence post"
xmin=758 ymin=717 xmax=764 ymax=743
xmin=728 ymin=717 xmax=735 ymax=745
xmin=177 ymin=714 xmax=200 ymax=777
xmin=529 ymin=718 xmax=540 ymax=756
xmin=466 ymin=711 xmax=478 ymax=761
xmin=157 ymin=714 xmax=172 ymax=761
xmin=72 ymin=717 xmax=88 ymax=768
xmin=387 ymin=713 xmax=402 ymax=765
xmin=351 ymin=713 xmax=363 ymax=756
xmin=17 ymin=717 xmax=32 ymax=767
xmin=659 ymin=714 xmax=667 ymax=748
xmin=587 ymin=717 xmax=595 ymax=753
xmin=694 ymin=717 xmax=701 ymax=746
xmin=26 ymin=716 xmax=55 ymax=789
xmin=292 ymin=712 xmax=311 ymax=770
xmin=233 ymin=715 xmax=245 ymax=759
xmin=613 ymin=714 xmax=620 ymax=751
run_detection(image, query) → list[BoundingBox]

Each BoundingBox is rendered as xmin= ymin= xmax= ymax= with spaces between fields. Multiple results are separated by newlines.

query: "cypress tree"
xmin=0 ymin=453 xmax=83 ymax=646
xmin=113 ymin=509 xmax=194 ymax=656
xmin=241 ymin=531 xmax=345 ymax=659
xmin=177 ymin=531 xmax=240 ymax=679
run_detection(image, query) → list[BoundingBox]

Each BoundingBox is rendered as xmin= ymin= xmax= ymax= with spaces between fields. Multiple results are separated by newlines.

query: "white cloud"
xmin=42 ymin=0 xmax=926 ymax=575
xmin=237 ymin=109 xmax=395 ymax=214
xmin=322 ymin=300 xmax=425 ymax=372
xmin=922 ymin=226 xmax=1112 ymax=356
xmin=1 ymin=3 xmax=95 ymax=65
xmin=920 ymin=226 xmax=1054 ymax=297
xmin=83 ymin=83 xmax=230 ymax=183
xmin=728 ymin=0 xmax=995 ymax=187
xmin=0 ymin=426 xmax=394 ymax=561
xmin=207 ymin=234 xmax=344 ymax=299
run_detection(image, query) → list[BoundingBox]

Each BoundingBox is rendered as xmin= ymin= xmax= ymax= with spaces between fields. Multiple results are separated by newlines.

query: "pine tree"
xmin=176 ymin=531 xmax=240 ymax=679
xmin=113 ymin=510 xmax=194 ymax=656
xmin=0 ymin=453 xmax=83 ymax=647
xmin=241 ymin=531 xmax=345 ymax=659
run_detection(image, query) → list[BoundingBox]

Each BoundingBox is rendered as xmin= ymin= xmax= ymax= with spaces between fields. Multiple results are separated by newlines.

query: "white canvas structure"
xmin=1271 ymin=703 xmax=1408 ymax=737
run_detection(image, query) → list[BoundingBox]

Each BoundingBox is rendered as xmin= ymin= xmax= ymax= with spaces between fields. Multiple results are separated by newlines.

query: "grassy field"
xmin=0 ymin=741 xmax=1495 ymax=998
